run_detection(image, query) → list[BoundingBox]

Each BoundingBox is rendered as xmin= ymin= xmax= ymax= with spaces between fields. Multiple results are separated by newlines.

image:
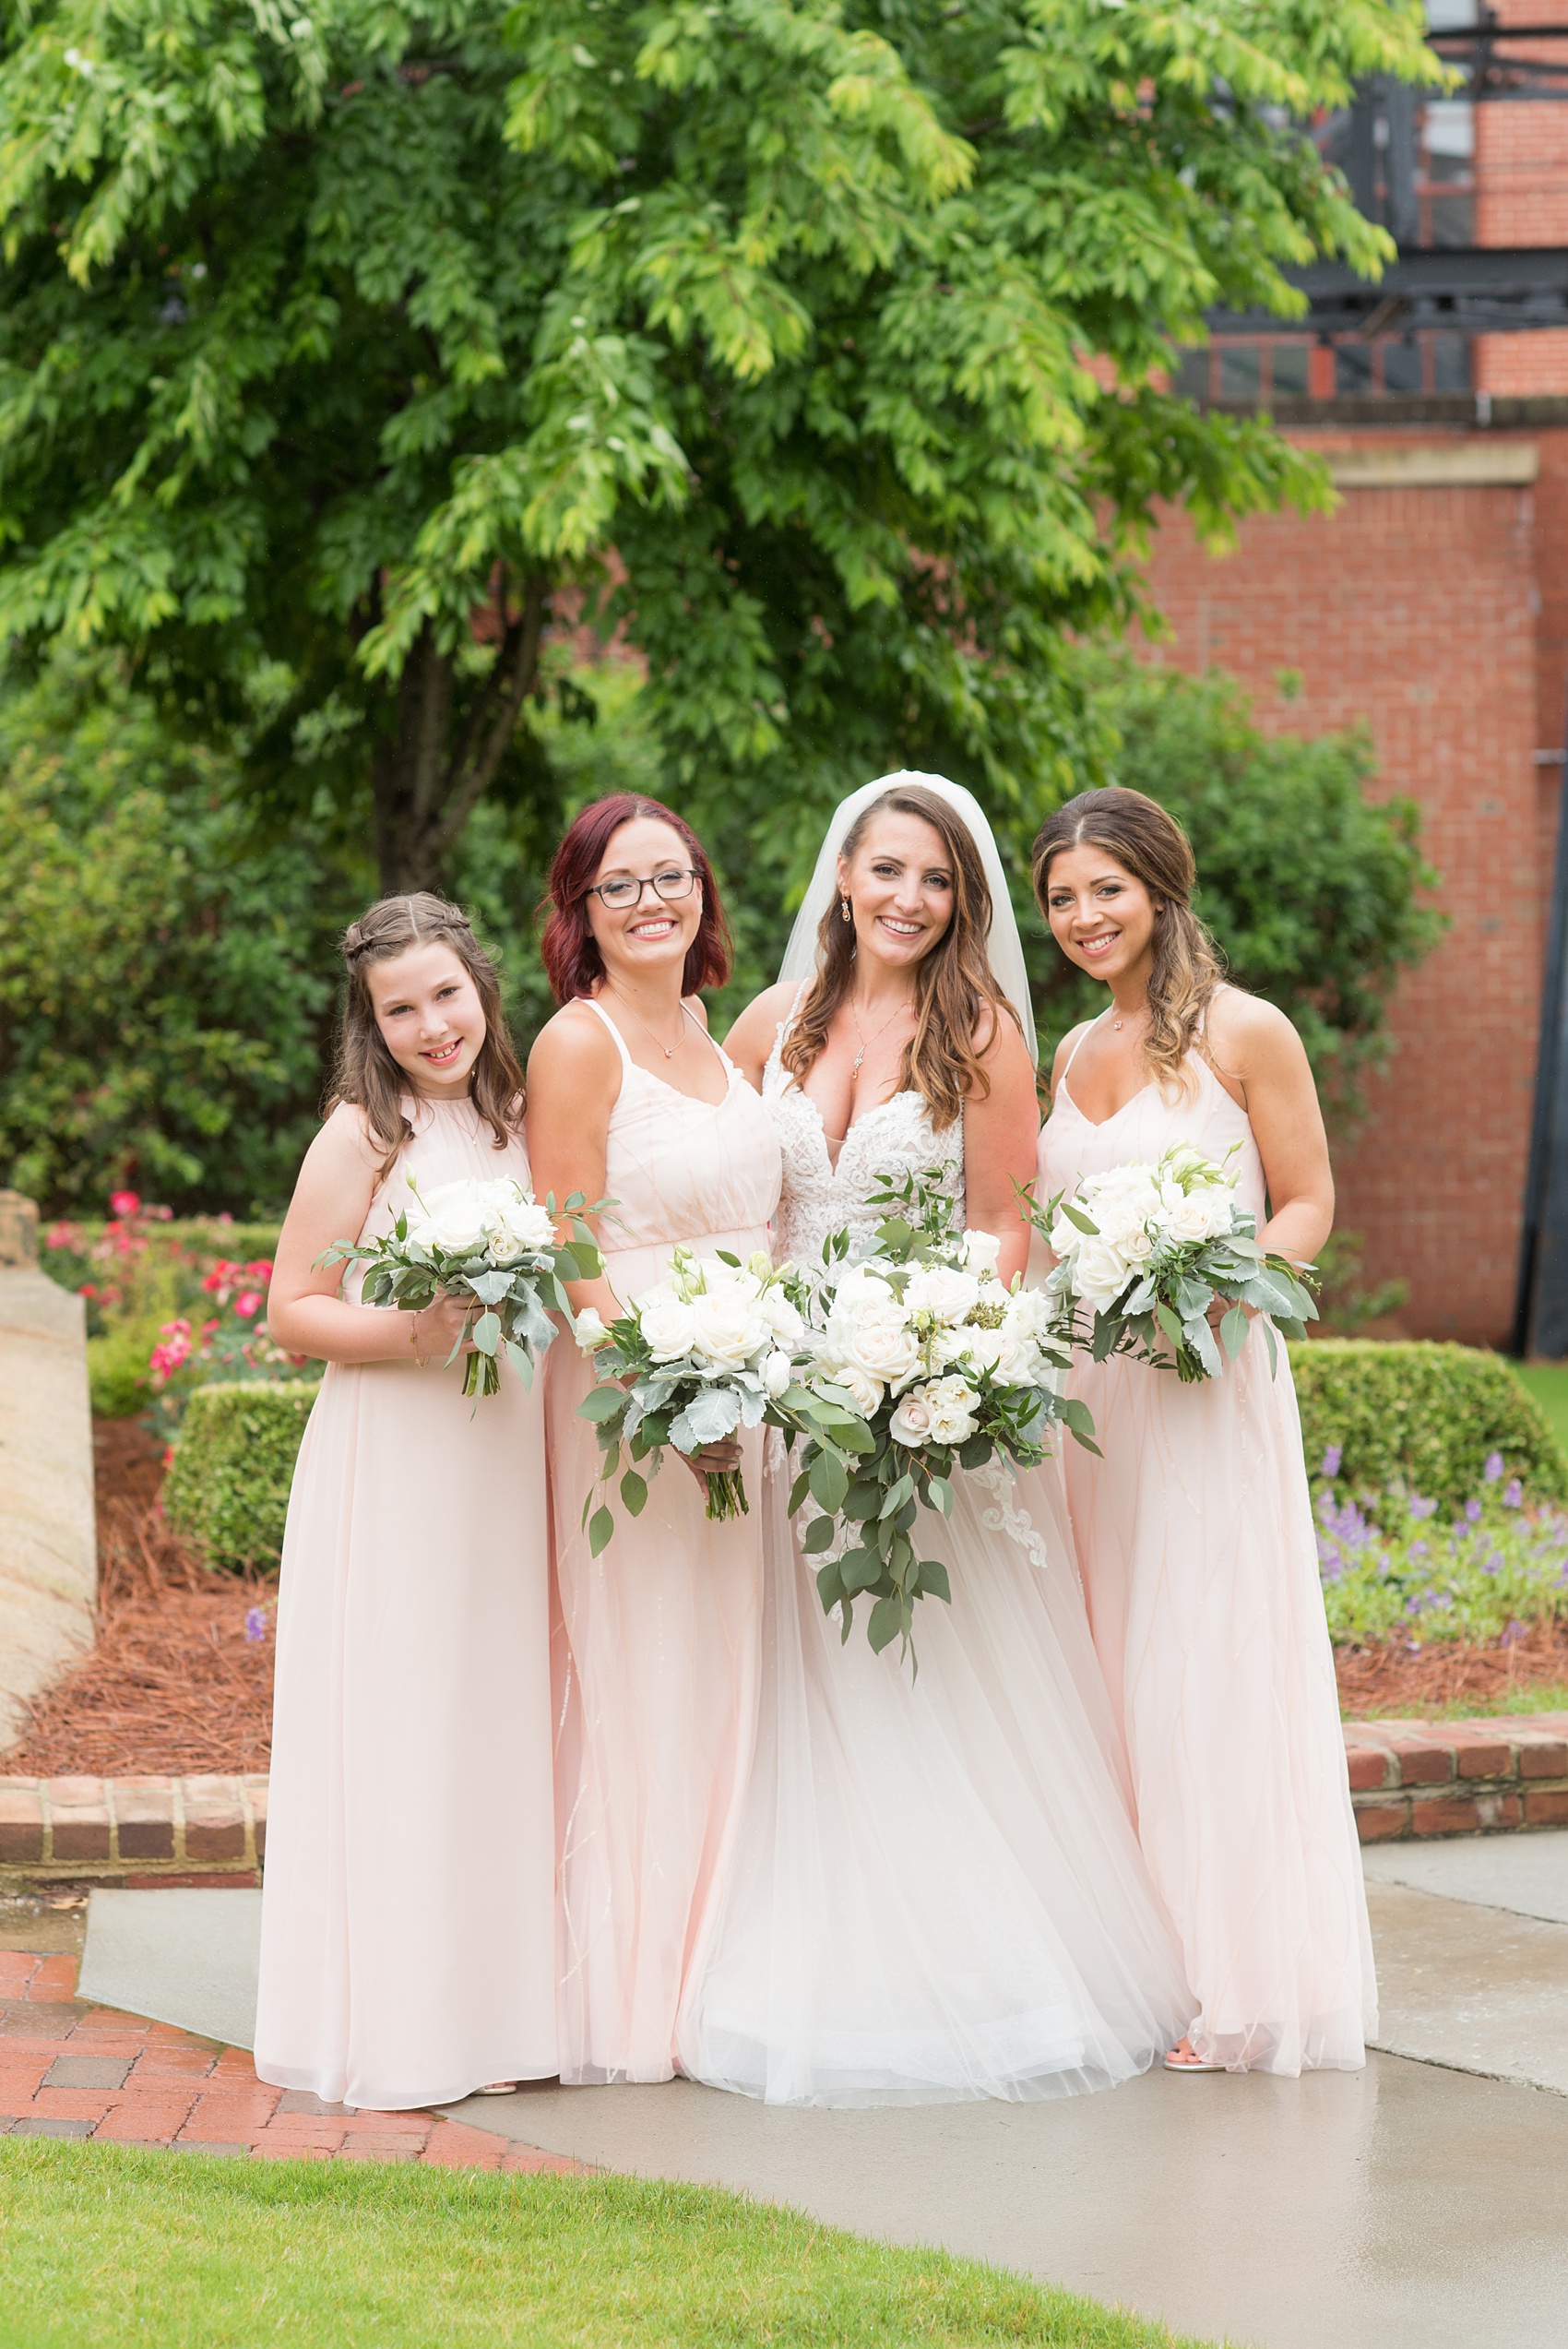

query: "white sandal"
xmin=473 ymin=2081 xmax=521 ymax=2096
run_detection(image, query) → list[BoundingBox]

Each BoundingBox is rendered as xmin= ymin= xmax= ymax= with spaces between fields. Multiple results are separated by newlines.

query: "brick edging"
xmin=3 ymin=1728 xmax=1564 ymax=1879
xmin=1345 ymin=1715 xmax=1568 ymax=1842
xmin=0 ymin=1775 xmax=266 ymax=1883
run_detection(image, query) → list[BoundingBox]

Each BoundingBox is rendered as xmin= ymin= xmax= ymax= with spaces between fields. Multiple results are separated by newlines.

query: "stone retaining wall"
xmin=1345 ymin=1715 xmax=1568 ymax=1841
xmin=0 ymin=1264 xmax=96 ymax=1753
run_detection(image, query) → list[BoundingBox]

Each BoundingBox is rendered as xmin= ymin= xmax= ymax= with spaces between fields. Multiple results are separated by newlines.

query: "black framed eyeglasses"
xmin=586 ymin=867 xmax=700 ymax=911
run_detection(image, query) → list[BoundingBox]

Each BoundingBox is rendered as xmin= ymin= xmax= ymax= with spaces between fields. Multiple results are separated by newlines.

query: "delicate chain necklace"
xmin=849 ymin=993 xmax=910 ymax=1079
xmin=607 ymin=984 xmax=687 ymax=1061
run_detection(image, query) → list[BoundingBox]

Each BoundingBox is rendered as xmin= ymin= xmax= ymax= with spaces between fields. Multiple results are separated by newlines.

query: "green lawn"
xmin=0 ymin=2143 xmax=1214 ymax=2349
xmin=1513 ymin=1362 xmax=1568 ymax=1459
xmin=1348 ymin=1681 xmax=1568 ymax=1723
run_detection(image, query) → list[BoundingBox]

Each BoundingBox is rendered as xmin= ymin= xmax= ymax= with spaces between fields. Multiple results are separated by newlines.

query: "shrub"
xmin=163 ymin=1381 xmax=319 ymax=1572
xmin=1292 ymin=1341 xmax=1568 ymax=1515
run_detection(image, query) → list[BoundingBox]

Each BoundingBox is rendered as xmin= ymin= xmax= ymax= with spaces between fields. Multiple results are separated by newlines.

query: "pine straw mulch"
xmin=6 ymin=1418 xmax=277 ymax=1779
xmin=1334 ymin=1617 xmax=1568 ymax=1720
xmin=7 ymin=1424 xmax=1566 ymax=1777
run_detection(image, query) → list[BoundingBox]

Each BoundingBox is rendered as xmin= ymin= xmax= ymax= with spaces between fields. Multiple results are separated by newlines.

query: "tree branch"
xmin=431 ymin=571 xmax=551 ymax=864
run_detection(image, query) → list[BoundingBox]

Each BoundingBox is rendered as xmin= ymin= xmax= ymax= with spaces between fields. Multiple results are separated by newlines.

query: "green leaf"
xmin=619 ymin=1469 xmax=648 ymax=1518
xmin=918 ymin=1559 xmax=951 ymax=1604
xmin=788 ymin=1471 xmax=812 ymax=1516
xmin=802 ymin=1514 xmax=838 ymax=1555
xmin=809 ymin=1450 xmax=849 ymax=1515
xmin=1219 ymin=1306 xmax=1250 ymax=1363
xmin=588 ymin=1506 xmax=614 ymax=1558
xmin=866 ymin=1595 xmax=907 ymax=1655
xmin=926 ymin=1474 xmax=952 ymax=1518
xmin=578 ymin=1384 xmax=629 ymax=1424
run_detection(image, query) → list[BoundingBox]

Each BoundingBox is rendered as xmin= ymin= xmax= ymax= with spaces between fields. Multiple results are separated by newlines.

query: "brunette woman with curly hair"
xmin=255 ymin=894 xmax=557 ymax=2111
xmin=1035 ymin=787 xmax=1375 ymax=2078
xmin=527 ymin=794 xmax=781 ymax=2087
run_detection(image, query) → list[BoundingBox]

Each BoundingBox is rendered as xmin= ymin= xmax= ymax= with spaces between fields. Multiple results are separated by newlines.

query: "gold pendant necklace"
xmin=849 ymin=995 xmax=909 ymax=1078
xmin=608 ymin=985 xmax=685 ymax=1060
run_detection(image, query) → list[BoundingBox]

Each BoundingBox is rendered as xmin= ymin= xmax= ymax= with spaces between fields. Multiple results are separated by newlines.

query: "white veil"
xmin=777 ymin=771 xmax=1037 ymax=1064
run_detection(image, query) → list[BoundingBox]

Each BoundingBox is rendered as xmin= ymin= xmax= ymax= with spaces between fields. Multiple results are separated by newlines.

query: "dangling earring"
xmin=840 ymin=896 xmax=852 ymax=924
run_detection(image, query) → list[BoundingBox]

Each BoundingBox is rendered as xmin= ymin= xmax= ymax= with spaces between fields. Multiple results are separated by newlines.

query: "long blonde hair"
xmin=1030 ymin=788 xmax=1225 ymax=1092
xmin=328 ymin=894 xmax=525 ymax=1175
xmin=782 ymin=783 xmax=1017 ymax=1131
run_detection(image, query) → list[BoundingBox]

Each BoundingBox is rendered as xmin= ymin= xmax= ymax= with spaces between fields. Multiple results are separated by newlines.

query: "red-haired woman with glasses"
xmin=527 ymin=794 xmax=781 ymax=2086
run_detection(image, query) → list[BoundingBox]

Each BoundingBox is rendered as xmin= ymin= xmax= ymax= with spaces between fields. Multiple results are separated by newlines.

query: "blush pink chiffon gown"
xmin=255 ymin=1097 xmax=556 ymax=2110
xmin=1039 ymin=1017 xmax=1377 ymax=2075
xmin=544 ymin=999 xmax=782 ymax=2084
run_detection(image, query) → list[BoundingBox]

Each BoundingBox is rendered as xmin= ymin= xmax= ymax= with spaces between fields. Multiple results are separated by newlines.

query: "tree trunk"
xmin=370 ymin=570 xmax=551 ymax=895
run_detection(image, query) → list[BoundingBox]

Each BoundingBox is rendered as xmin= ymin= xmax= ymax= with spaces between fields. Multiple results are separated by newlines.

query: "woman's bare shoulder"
xmin=1206 ymin=984 xmax=1302 ymax=1074
xmin=528 ymin=998 xmax=620 ymax=1082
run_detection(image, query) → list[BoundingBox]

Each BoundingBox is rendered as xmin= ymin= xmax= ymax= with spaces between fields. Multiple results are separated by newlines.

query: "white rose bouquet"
xmin=321 ymin=1176 xmax=603 ymax=1399
xmin=789 ymin=1171 xmax=1093 ymax=1663
xmin=577 ymin=1246 xmax=811 ymax=1536
xmin=1028 ymin=1140 xmax=1317 ymax=1383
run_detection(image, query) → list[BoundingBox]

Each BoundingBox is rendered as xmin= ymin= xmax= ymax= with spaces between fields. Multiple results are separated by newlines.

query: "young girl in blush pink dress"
xmin=1034 ymin=790 xmax=1376 ymax=2076
xmin=255 ymin=895 xmax=556 ymax=2111
xmin=527 ymin=796 xmax=780 ymax=2086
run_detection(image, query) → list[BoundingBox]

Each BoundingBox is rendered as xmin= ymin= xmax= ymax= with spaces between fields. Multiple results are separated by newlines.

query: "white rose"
xmin=995 ymin=1330 xmax=1041 ymax=1386
xmin=923 ymin=1375 xmax=981 ymax=1445
xmin=1118 ymin=1224 xmax=1155 ymax=1265
xmin=905 ymin=1265 xmax=980 ymax=1327
xmin=485 ymin=1223 xmax=526 ymax=1265
xmin=756 ymin=1287 xmax=804 ymax=1348
xmin=1004 ymin=1288 xmax=1052 ymax=1342
xmin=821 ymin=1359 xmax=885 ymax=1417
xmin=637 ymin=1290 xmax=699 ymax=1361
xmin=962 ymin=1229 xmax=1003 ymax=1277
xmin=1074 ymin=1237 xmax=1133 ymax=1314
xmin=956 ymin=1324 xmax=1004 ymax=1376
xmin=573 ymin=1306 xmax=609 ymax=1352
xmin=688 ymin=1288 xmax=768 ymax=1371
xmin=837 ymin=1311 xmax=923 ymax=1391
xmin=762 ymin=1350 xmax=794 ymax=1399
xmin=1165 ymin=1188 xmax=1232 ymax=1246
xmin=428 ymin=1192 xmax=491 ymax=1255
xmin=499 ymin=1198 xmax=556 ymax=1253
xmin=888 ymin=1386 xmax=935 ymax=1447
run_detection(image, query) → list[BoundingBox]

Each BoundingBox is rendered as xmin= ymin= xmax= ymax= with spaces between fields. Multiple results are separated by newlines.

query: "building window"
xmin=1420 ymin=98 xmax=1475 ymax=247
xmin=1183 ymin=333 xmax=1471 ymax=405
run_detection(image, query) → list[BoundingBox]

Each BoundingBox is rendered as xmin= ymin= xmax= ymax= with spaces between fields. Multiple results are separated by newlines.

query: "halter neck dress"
xmin=255 ymin=1095 xmax=556 ymax=2110
xmin=675 ymin=997 xmax=1192 ymax=2106
xmin=544 ymin=996 xmax=782 ymax=2085
xmin=1039 ymin=1010 xmax=1377 ymax=2074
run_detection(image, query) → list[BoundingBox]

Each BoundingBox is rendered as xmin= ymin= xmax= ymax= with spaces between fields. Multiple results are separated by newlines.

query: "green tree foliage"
xmin=1027 ymin=658 xmax=1445 ymax=1115
xmin=0 ymin=656 xmax=341 ymax=1212
xmin=0 ymin=1 xmax=1435 ymax=893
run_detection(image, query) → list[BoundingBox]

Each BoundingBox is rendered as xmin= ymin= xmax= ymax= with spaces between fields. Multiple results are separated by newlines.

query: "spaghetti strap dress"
xmin=1038 ymin=1014 xmax=1377 ymax=2074
xmin=675 ymin=999 xmax=1193 ymax=2107
xmin=255 ymin=1096 xmax=556 ymax=2110
xmin=544 ymin=997 xmax=782 ymax=2084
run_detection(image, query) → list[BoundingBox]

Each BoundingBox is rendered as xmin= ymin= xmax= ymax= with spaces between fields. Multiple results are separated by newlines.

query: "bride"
xmin=675 ymin=773 xmax=1192 ymax=2106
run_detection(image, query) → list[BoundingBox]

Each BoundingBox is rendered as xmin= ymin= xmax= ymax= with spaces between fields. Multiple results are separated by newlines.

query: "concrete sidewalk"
xmin=62 ymin=1837 xmax=1568 ymax=2348
xmin=446 ymin=2053 xmax=1568 ymax=2349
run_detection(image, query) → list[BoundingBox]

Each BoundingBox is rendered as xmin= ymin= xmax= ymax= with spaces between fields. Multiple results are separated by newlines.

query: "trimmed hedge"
xmin=1292 ymin=1341 xmax=1568 ymax=1512
xmin=163 ymin=1379 xmax=319 ymax=1571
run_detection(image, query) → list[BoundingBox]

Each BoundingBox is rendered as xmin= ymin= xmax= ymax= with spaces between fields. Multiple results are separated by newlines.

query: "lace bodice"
xmin=763 ymin=1008 xmax=964 ymax=1280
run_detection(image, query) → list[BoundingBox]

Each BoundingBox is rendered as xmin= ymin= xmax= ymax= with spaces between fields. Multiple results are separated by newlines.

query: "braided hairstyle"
xmin=330 ymin=893 xmax=525 ymax=1174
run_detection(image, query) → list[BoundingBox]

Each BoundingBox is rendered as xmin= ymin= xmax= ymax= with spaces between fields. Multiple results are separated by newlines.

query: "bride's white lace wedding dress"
xmin=673 ymin=1017 xmax=1193 ymax=2107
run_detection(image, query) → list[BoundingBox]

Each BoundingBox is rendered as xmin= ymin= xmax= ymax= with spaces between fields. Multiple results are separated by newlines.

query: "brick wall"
xmin=1139 ymin=438 xmax=1547 ymax=1342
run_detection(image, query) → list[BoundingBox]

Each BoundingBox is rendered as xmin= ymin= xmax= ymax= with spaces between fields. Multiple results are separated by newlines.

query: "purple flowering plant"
xmin=1313 ymin=1446 xmax=1568 ymax=1645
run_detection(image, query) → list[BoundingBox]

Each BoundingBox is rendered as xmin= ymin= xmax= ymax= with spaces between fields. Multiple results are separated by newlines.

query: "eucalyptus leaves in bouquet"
xmin=576 ymin=1246 xmax=811 ymax=1540
xmin=321 ymin=1175 xmax=603 ymax=1398
xmin=790 ymin=1172 xmax=1094 ymax=1665
xmin=1030 ymin=1140 xmax=1316 ymax=1383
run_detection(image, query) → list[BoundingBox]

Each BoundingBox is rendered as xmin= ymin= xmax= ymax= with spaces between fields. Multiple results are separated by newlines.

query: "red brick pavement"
xmin=0 ymin=1946 xmax=583 ymax=2171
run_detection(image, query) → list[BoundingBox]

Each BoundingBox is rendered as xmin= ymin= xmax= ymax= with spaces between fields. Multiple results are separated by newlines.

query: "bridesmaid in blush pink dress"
xmin=255 ymin=895 xmax=556 ymax=2111
xmin=529 ymin=794 xmax=781 ymax=2085
xmin=1033 ymin=789 xmax=1375 ymax=2077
